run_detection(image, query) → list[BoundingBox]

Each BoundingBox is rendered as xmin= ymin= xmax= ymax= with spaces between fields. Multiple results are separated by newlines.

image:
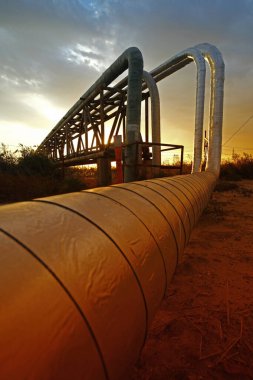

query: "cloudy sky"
xmin=1 ymin=0 xmax=253 ymax=159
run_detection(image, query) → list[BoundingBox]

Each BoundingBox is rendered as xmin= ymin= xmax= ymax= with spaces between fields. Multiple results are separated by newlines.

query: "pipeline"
xmin=0 ymin=171 xmax=216 ymax=380
xmin=148 ymin=43 xmax=224 ymax=174
xmin=0 ymin=45 xmax=224 ymax=380
xmin=142 ymin=70 xmax=161 ymax=167
xmin=194 ymin=43 xmax=225 ymax=175
xmin=38 ymin=44 xmax=223 ymax=177
xmin=103 ymin=46 xmax=206 ymax=173
xmin=148 ymin=47 xmax=206 ymax=173
xmin=97 ymin=44 xmax=224 ymax=175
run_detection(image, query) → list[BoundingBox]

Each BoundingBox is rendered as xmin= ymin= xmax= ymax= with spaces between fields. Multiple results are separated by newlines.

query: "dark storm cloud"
xmin=0 ymin=0 xmax=253 ymax=147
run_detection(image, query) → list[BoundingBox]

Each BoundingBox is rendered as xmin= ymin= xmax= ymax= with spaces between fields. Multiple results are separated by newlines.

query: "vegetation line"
xmin=0 ymin=143 xmax=253 ymax=203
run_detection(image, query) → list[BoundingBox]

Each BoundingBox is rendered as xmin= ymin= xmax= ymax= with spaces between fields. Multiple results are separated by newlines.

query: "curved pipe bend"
xmin=194 ymin=43 xmax=225 ymax=177
xmin=142 ymin=70 xmax=161 ymax=167
xmin=149 ymin=47 xmax=206 ymax=173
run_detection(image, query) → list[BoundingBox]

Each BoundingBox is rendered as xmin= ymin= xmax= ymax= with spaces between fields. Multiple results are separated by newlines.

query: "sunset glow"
xmin=0 ymin=1 xmax=253 ymax=159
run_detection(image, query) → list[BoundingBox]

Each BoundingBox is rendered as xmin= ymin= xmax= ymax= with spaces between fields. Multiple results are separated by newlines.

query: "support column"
xmin=97 ymin=158 xmax=112 ymax=187
xmin=114 ymin=135 xmax=124 ymax=184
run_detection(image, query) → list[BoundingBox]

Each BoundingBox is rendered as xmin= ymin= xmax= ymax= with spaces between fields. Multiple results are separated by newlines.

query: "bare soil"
xmin=129 ymin=180 xmax=253 ymax=380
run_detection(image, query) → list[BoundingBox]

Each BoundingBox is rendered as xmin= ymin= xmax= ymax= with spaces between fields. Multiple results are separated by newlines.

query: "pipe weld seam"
xmin=142 ymin=180 xmax=189 ymax=245
xmin=154 ymin=178 xmax=197 ymax=226
xmin=171 ymin=175 xmax=211 ymax=212
xmin=149 ymin=178 xmax=194 ymax=226
xmin=187 ymin=176 xmax=212 ymax=203
xmin=111 ymin=184 xmax=182 ymax=259
xmin=33 ymin=199 xmax=149 ymax=347
xmin=0 ymin=227 xmax=109 ymax=380
xmin=186 ymin=177 xmax=209 ymax=205
xmin=82 ymin=191 xmax=169 ymax=295
xmin=168 ymin=177 xmax=204 ymax=216
xmin=171 ymin=176 xmax=204 ymax=209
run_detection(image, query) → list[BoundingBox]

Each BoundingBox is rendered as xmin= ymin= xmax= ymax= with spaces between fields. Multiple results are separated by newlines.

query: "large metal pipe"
xmin=0 ymin=171 xmax=216 ymax=380
xmin=142 ymin=70 xmax=161 ymax=167
xmin=74 ymin=47 xmax=204 ymax=174
xmin=109 ymin=48 xmax=206 ymax=173
xmin=147 ymin=44 xmax=224 ymax=175
xmin=149 ymin=47 xmax=206 ymax=173
xmin=194 ymin=43 xmax=225 ymax=175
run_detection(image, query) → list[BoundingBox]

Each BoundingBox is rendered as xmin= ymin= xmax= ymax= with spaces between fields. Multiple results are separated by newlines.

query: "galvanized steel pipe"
xmin=194 ymin=43 xmax=225 ymax=175
xmin=96 ymin=47 xmax=205 ymax=173
xmin=114 ymin=47 xmax=206 ymax=173
xmin=142 ymin=70 xmax=161 ymax=167
xmin=149 ymin=47 xmax=206 ymax=173
xmin=0 ymin=171 xmax=216 ymax=380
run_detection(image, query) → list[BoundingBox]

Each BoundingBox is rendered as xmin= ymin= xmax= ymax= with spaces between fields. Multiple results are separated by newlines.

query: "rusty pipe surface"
xmin=0 ymin=171 xmax=216 ymax=380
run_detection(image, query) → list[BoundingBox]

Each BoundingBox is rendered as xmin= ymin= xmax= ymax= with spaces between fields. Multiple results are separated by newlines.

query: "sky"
xmin=1 ymin=0 xmax=253 ymax=160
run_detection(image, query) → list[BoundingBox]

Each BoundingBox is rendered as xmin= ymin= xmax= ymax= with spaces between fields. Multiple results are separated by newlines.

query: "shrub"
xmin=0 ymin=144 xmax=17 ymax=172
xmin=17 ymin=148 xmax=57 ymax=177
xmin=0 ymin=144 xmax=87 ymax=203
xmin=220 ymin=153 xmax=253 ymax=180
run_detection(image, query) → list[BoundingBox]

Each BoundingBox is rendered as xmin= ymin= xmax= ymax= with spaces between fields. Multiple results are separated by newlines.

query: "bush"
xmin=220 ymin=153 xmax=253 ymax=180
xmin=220 ymin=161 xmax=242 ymax=181
xmin=18 ymin=151 xmax=57 ymax=177
xmin=0 ymin=144 xmax=87 ymax=203
xmin=0 ymin=143 xmax=17 ymax=172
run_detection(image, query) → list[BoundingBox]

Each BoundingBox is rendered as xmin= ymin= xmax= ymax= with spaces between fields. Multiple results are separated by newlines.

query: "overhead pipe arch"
xmin=149 ymin=47 xmax=206 ymax=173
xmin=146 ymin=44 xmax=224 ymax=175
xmin=111 ymin=47 xmax=206 ymax=173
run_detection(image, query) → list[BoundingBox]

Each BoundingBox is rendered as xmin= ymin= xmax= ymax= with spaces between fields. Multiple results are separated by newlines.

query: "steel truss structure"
xmin=38 ymin=84 xmax=154 ymax=167
xmin=38 ymin=43 xmax=224 ymax=181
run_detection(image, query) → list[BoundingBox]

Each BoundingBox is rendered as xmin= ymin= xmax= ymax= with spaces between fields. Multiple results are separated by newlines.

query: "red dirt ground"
xmin=129 ymin=180 xmax=253 ymax=380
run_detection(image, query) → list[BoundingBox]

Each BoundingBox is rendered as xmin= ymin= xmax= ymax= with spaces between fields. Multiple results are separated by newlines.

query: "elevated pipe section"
xmin=194 ymin=43 xmax=225 ymax=176
xmin=110 ymin=47 xmax=205 ymax=173
xmin=38 ymin=44 xmax=224 ymax=177
xmin=0 ymin=171 xmax=216 ymax=380
xmin=142 ymin=70 xmax=161 ymax=167
xmin=146 ymin=44 xmax=224 ymax=175
xmin=149 ymin=47 xmax=206 ymax=173
xmin=39 ymin=47 xmax=143 ymax=182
